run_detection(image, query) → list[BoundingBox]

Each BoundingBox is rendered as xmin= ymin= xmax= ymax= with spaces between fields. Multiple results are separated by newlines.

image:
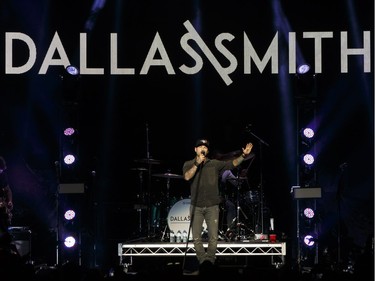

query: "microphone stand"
xmin=247 ymin=130 xmax=269 ymax=234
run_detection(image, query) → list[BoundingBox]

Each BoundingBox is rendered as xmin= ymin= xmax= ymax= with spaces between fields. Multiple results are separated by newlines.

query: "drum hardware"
xmin=130 ymin=167 xmax=148 ymax=171
xmin=131 ymin=166 xmax=149 ymax=235
xmin=152 ymin=173 xmax=183 ymax=179
xmin=245 ymin=126 xmax=269 ymax=234
xmin=134 ymin=158 xmax=163 ymax=165
xmin=132 ymin=122 xmax=165 ymax=238
xmin=224 ymin=156 xmax=256 ymax=241
xmin=225 ymin=208 xmax=255 ymax=241
xmin=150 ymin=171 xmax=183 ymax=235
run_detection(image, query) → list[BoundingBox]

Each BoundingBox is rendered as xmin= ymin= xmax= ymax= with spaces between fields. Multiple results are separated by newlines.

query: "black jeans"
xmin=190 ymin=204 xmax=219 ymax=264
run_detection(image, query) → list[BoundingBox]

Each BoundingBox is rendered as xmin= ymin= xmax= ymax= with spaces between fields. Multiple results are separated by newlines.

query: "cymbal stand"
xmin=160 ymin=177 xmax=171 ymax=241
xmin=145 ymin=123 xmax=152 ymax=237
xmin=143 ymin=123 xmax=162 ymax=238
xmin=136 ymin=169 xmax=145 ymax=234
xmin=235 ymin=173 xmax=242 ymax=239
xmin=233 ymin=172 xmax=250 ymax=240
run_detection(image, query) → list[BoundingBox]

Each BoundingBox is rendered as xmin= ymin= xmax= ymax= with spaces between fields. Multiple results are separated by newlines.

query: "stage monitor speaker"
xmin=8 ymin=226 xmax=32 ymax=257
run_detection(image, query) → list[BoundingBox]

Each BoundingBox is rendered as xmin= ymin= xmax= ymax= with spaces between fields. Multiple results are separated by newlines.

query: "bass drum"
xmin=167 ymin=198 xmax=207 ymax=240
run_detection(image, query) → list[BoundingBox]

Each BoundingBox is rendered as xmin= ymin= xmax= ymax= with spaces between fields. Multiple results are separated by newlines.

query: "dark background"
xmin=0 ymin=0 xmax=373 ymax=271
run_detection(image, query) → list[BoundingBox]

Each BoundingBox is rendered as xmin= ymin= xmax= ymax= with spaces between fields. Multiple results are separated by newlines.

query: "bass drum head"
xmin=167 ymin=198 xmax=207 ymax=239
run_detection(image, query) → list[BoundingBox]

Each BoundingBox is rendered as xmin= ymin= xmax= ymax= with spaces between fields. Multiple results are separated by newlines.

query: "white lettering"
xmin=140 ymin=32 xmax=175 ymax=74
xmin=183 ymin=20 xmax=233 ymax=85
xmin=80 ymin=33 xmax=104 ymax=74
xmin=303 ymin=31 xmax=333 ymax=73
xmin=341 ymin=31 xmax=371 ymax=73
xmin=180 ymin=33 xmax=204 ymax=75
xmin=244 ymin=32 xmax=279 ymax=74
xmin=39 ymin=32 xmax=71 ymax=74
xmin=289 ymin=32 xmax=296 ymax=73
xmin=3 ymin=26 xmax=372 ymax=86
xmin=215 ymin=33 xmax=238 ymax=78
xmin=5 ymin=32 xmax=36 ymax=74
xmin=110 ymin=33 xmax=135 ymax=75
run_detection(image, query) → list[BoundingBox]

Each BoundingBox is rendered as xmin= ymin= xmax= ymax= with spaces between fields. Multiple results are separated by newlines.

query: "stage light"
xmin=66 ymin=65 xmax=79 ymax=76
xmin=64 ymin=127 xmax=76 ymax=136
xmin=297 ymin=64 xmax=311 ymax=74
xmin=64 ymin=209 xmax=76 ymax=221
xmin=303 ymin=207 xmax=315 ymax=219
xmin=302 ymin=154 xmax=315 ymax=165
xmin=64 ymin=235 xmax=77 ymax=248
xmin=64 ymin=154 xmax=76 ymax=165
xmin=301 ymin=127 xmax=314 ymax=139
xmin=303 ymin=234 xmax=315 ymax=246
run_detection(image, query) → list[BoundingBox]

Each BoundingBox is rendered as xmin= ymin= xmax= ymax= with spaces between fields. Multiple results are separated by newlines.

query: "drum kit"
xmin=129 ymin=123 xmax=268 ymax=242
xmin=131 ymin=150 xmax=263 ymax=242
xmin=131 ymin=156 xmax=186 ymax=240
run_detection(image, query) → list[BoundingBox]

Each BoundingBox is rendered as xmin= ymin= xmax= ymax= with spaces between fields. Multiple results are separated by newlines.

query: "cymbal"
xmin=152 ymin=173 xmax=183 ymax=179
xmin=131 ymin=167 xmax=148 ymax=171
xmin=134 ymin=158 xmax=162 ymax=165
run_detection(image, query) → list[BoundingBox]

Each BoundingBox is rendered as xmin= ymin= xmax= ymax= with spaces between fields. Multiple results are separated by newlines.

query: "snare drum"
xmin=167 ymin=198 xmax=207 ymax=239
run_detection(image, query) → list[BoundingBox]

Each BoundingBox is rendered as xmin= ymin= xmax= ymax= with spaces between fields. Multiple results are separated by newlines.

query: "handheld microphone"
xmin=201 ymin=151 xmax=206 ymax=156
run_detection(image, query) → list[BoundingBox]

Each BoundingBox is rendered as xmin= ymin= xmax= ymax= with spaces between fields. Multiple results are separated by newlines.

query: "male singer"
xmin=182 ymin=139 xmax=253 ymax=269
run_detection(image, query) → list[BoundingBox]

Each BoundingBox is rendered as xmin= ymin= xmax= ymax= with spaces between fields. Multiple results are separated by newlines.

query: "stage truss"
xmin=118 ymin=241 xmax=286 ymax=268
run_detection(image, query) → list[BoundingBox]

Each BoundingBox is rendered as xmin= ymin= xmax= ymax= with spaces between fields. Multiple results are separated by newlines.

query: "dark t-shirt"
xmin=182 ymin=158 xmax=235 ymax=207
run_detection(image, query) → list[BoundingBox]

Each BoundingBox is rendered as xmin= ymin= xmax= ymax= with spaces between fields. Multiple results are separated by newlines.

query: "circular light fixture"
xmin=297 ymin=64 xmax=311 ymax=74
xmin=303 ymin=154 xmax=315 ymax=165
xmin=303 ymin=207 xmax=315 ymax=219
xmin=64 ymin=209 xmax=76 ymax=220
xmin=64 ymin=154 xmax=76 ymax=165
xmin=303 ymin=235 xmax=315 ymax=246
xmin=66 ymin=65 xmax=79 ymax=76
xmin=302 ymin=128 xmax=314 ymax=139
xmin=64 ymin=127 xmax=75 ymax=136
xmin=64 ymin=236 xmax=77 ymax=248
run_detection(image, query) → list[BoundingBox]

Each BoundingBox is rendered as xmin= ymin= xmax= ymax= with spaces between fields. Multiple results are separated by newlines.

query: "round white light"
xmin=64 ymin=154 xmax=76 ymax=165
xmin=64 ymin=236 xmax=76 ymax=248
xmin=64 ymin=209 xmax=76 ymax=220
xmin=297 ymin=64 xmax=310 ymax=74
xmin=303 ymin=235 xmax=315 ymax=246
xmin=303 ymin=208 xmax=315 ymax=219
xmin=302 ymin=128 xmax=314 ymax=139
xmin=303 ymin=154 xmax=314 ymax=165
xmin=66 ymin=65 xmax=79 ymax=76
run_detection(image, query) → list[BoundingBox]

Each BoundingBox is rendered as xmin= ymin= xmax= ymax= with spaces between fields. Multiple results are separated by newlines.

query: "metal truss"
xmin=118 ymin=242 xmax=286 ymax=257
